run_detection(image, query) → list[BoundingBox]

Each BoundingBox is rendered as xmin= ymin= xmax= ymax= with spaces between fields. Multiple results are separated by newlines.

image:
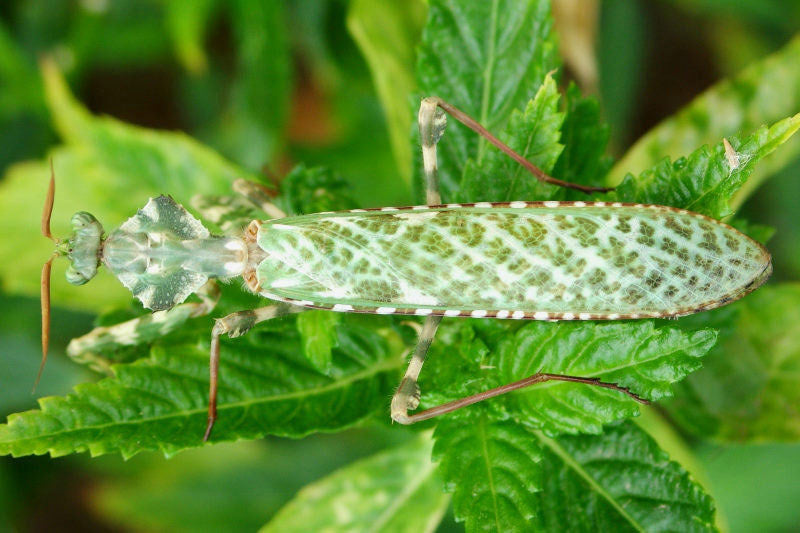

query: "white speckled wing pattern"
xmin=254 ymin=202 xmax=771 ymax=320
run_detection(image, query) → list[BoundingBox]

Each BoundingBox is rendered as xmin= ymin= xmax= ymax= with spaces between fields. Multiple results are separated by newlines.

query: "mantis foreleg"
xmin=67 ymin=281 xmax=221 ymax=373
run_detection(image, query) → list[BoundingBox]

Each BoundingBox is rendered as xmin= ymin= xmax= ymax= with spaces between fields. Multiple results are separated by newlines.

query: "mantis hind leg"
xmin=204 ymin=302 xmax=306 ymax=441
xmin=390 ymin=98 xmax=447 ymax=422
xmin=391 ymin=98 xmax=636 ymax=424
xmin=66 ymin=281 xmax=221 ymax=373
xmin=394 ymin=369 xmax=649 ymax=424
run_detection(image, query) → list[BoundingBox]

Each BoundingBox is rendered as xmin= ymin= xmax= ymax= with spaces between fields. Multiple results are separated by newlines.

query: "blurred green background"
xmin=0 ymin=0 xmax=798 ymax=531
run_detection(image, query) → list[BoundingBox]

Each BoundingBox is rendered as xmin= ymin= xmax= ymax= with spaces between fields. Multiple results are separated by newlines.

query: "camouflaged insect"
xmin=255 ymin=203 xmax=770 ymax=320
xmin=42 ymin=97 xmax=772 ymax=439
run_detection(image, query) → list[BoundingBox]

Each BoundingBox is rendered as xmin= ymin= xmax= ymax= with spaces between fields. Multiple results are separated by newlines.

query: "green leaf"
xmin=434 ymin=415 xmax=542 ymax=532
xmin=434 ymin=416 xmax=715 ymax=532
xmin=164 ymin=0 xmax=216 ymax=74
xmin=262 ymin=434 xmax=449 ymax=533
xmin=93 ymin=433 xmax=407 ymax=533
xmin=422 ymin=320 xmax=717 ymax=435
xmin=535 ymin=421 xmax=716 ymax=532
xmin=610 ymin=34 xmax=800 ymax=208
xmin=41 ymin=58 xmax=255 ymax=201
xmin=665 ymin=284 xmax=800 ymax=442
xmin=613 ymin=112 xmax=800 ymax=218
xmin=553 ymin=84 xmax=614 ymax=194
xmin=597 ymin=0 xmax=646 ymax=146
xmin=461 ymin=73 xmax=565 ymax=202
xmin=0 ymin=315 xmax=404 ymax=458
xmin=347 ymin=0 xmax=426 ymax=184
xmin=0 ymin=62 xmax=263 ymax=309
xmin=215 ymin=0 xmax=291 ymax=170
xmin=0 ymin=21 xmax=45 ymax=118
xmin=500 ymin=321 xmax=717 ymax=435
xmin=278 ymin=164 xmax=356 ymax=215
xmin=416 ymin=0 xmax=558 ymax=201
xmin=296 ymin=311 xmax=340 ymax=374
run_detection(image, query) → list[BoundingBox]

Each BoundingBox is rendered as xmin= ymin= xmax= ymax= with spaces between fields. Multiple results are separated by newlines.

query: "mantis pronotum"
xmin=40 ymin=97 xmax=771 ymax=440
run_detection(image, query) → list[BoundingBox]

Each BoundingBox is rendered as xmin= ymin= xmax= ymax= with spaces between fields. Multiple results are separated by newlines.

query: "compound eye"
xmin=71 ymin=212 xmax=97 ymax=230
xmin=65 ymin=265 xmax=90 ymax=286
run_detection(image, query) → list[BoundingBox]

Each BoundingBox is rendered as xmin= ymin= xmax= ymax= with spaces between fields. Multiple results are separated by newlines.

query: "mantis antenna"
xmin=36 ymin=160 xmax=57 ymax=392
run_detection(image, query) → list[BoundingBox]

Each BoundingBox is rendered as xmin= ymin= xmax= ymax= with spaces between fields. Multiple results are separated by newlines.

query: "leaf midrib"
xmin=535 ymin=430 xmax=646 ymax=532
xmin=368 ymin=446 xmax=442 ymax=533
xmin=476 ymin=0 xmax=499 ymax=164
xmin=0 ymin=357 xmax=401 ymax=446
xmin=478 ymin=415 xmax=503 ymax=532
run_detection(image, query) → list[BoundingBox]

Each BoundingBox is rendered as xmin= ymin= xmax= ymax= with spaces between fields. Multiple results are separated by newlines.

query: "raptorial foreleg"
xmin=67 ymin=281 xmax=221 ymax=373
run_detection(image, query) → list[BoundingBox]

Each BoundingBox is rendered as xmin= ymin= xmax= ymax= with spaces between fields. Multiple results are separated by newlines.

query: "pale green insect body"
xmin=253 ymin=201 xmax=771 ymax=320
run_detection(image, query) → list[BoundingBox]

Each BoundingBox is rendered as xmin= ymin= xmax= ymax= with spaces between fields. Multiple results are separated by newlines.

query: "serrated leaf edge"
xmin=535 ymin=429 xmax=646 ymax=531
xmin=0 ymin=355 xmax=401 ymax=457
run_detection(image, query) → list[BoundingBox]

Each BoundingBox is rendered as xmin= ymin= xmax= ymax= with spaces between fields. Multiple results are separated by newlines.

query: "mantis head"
xmin=38 ymin=162 xmax=105 ymax=391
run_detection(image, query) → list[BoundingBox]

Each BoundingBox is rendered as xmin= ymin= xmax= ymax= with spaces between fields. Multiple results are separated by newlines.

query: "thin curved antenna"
xmin=36 ymin=161 xmax=57 ymax=393
xmin=42 ymin=160 xmax=56 ymax=241
xmin=36 ymin=255 xmax=55 ymax=392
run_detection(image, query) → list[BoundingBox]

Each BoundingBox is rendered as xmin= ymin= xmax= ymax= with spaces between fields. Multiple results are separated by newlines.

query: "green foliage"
xmin=434 ymin=417 xmax=542 ymax=531
xmin=498 ymin=322 xmax=716 ymax=434
xmin=535 ymin=421 xmax=716 ymax=531
xmin=553 ymin=84 xmax=614 ymax=193
xmin=614 ymin=112 xmax=800 ymax=219
xmin=416 ymin=0 xmax=558 ymax=201
xmin=666 ymin=284 xmax=800 ymax=441
xmin=420 ymin=320 xmax=716 ymax=434
xmin=296 ymin=311 xmax=341 ymax=374
xmin=609 ymin=35 xmax=800 ymax=208
xmin=0 ymin=314 xmax=404 ymax=458
xmin=461 ymin=74 xmax=565 ymax=201
xmin=262 ymin=434 xmax=448 ymax=533
xmin=1 ymin=1 xmax=799 ymax=531
xmin=0 ymin=61 xmax=261 ymax=310
xmin=41 ymin=58 xmax=249 ymax=200
xmin=347 ymin=0 xmax=426 ymax=184
xmin=420 ymin=319 xmax=715 ymax=529
xmin=434 ymin=416 xmax=716 ymax=532
xmin=278 ymin=164 xmax=355 ymax=215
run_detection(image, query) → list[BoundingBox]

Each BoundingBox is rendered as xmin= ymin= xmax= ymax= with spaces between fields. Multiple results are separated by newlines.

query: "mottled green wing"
xmin=255 ymin=203 xmax=770 ymax=319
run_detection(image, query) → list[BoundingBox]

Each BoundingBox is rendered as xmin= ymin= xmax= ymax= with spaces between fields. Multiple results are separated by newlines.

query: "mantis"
xmin=40 ymin=97 xmax=772 ymax=441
